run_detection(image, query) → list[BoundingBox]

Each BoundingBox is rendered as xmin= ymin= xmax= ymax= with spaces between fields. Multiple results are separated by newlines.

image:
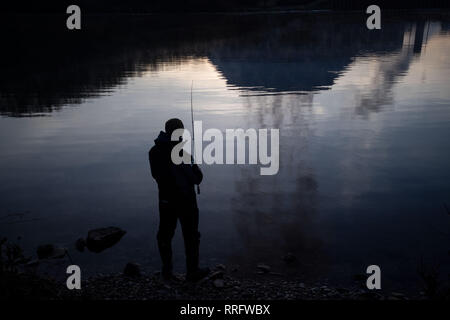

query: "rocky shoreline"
xmin=1 ymin=235 xmax=446 ymax=300
xmin=80 ymin=272 xmax=412 ymax=301
xmin=1 ymin=264 xmax=424 ymax=300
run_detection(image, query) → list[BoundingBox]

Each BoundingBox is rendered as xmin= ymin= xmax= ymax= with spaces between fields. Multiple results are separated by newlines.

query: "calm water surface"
xmin=0 ymin=13 xmax=449 ymax=290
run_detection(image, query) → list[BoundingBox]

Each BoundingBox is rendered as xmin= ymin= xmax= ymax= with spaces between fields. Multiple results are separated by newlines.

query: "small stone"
xmin=123 ymin=262 xmax=141 ymax=277
xmin=256 ymin=264 xmax=271 ymax=273
xmin=86 ymin=227 xmax=126 ymax=253
xmin=36 ymin=244 xmax=67 ymax=259
xmin=208 ymin=270 xmax=224 ymax=280
xmin=215 ymin=264 xmax=226 ymax=271
xmin=390 ymin=292 xmax=405 ymax=298
xmin=213 ymin=279 xmax=225 ymax=288
xmin=26 ymin=259 xmax=39 ymax=267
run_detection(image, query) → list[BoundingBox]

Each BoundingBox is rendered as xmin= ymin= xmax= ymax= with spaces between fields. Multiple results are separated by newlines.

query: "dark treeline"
xmin=1 ymin=0 xmax=449 ymax=14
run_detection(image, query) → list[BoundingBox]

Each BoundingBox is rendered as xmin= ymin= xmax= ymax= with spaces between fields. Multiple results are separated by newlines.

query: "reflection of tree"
xmin=1 ymin=13 xmax=411 ymax=117
xmin=0 ymin=14 xmax=256 ymax=116
xmin=228 ymin=92 xmax=328 ymax=277
xmin=209 ymin=15 xmax=406 ymax=94
xmin=223 ymin=17 xmax=432 ymax=276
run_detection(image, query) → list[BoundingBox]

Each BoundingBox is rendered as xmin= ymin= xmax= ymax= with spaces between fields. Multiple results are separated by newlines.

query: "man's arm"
xmin=192 ymin=164 xmax=203 ymax=185
xmin=149 ymin=147 xmax=165 ymax=183
xmin=181 ymin=163 xmax=203 ymax=186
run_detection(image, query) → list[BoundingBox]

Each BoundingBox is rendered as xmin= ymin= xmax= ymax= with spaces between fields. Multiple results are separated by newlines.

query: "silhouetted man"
xmin=149 ymin=118 xmax=209 ymax=282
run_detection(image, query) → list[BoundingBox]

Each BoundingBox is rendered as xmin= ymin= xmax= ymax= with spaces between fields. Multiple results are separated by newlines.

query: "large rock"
xmin=86 ymin=227 xmax=126 ymax=253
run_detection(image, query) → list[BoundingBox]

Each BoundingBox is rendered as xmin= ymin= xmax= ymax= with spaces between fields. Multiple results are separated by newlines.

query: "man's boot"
xmin=186 ymin=267 xmax=210 ymax=282
xmin=185 ymin=231 xmax=209 ymax=282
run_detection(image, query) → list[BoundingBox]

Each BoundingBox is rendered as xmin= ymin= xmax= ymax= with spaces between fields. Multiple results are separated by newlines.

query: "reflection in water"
xmin=215 ymin=18 xmax=448 ymax=281
xmin=0 ymin=14 xmax=224 ymax=116
xmin=209 ymin=16 xmax=406 ymax=94
xmin=230 ymin=92 xmax=325 ymax=277
xmin=351 ymin=22 xmax=436 ymax=116
xmin=0 ymin=12 xmax=449 ymax=290
xmin=0 ymin=14 xmax=415 ymax=115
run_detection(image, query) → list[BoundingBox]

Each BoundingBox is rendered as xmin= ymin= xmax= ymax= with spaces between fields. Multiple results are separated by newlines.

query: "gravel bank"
xmin=1 ymin=265 xmax=432 ymax=300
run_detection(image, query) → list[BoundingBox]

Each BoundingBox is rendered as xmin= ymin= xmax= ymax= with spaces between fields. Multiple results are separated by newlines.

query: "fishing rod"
xmin=191 ymin=80 xmax=200 ymax=195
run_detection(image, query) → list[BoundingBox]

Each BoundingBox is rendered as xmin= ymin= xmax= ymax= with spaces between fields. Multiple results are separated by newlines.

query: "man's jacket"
xmin=149 ymin=131 xmax=203 ymax=207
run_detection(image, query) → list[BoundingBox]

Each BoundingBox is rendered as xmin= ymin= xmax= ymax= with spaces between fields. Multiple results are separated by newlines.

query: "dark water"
xmin=0 ymin=12 xmax=449 ymax=291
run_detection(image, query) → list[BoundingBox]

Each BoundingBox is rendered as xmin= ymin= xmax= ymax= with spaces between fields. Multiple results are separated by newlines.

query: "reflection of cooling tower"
xmin=403 ymin=21 xmax=439 ymax=54
xmin=351 ymin=21 xmax=442 ymax=116
xmin=414 ymin=21 xmax=425 ymax=54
